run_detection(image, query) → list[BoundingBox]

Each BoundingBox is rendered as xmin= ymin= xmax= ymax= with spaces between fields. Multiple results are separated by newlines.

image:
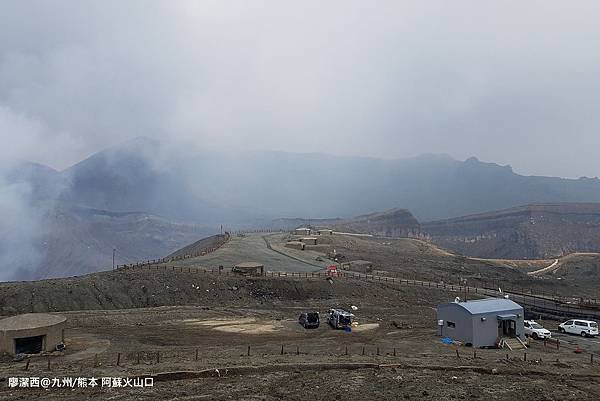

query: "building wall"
xmin=0 ymin=321 xmax=66 ymax=355
xmin=471 ymin=308 xmax=524 ymax=347
xmin=437 ymin=304 xmax=473 ymax=345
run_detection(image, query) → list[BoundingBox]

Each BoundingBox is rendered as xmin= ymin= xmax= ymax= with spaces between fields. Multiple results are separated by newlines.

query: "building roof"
xmin=447 ymin=298 xmax=522 ymax=315
xmin=295 ymin=227 xmax=310 ymax=231
xmin=0 ymin=313 xmax=66 ymax=331
xmin=234 ymin=262 xmax=264 ymax=268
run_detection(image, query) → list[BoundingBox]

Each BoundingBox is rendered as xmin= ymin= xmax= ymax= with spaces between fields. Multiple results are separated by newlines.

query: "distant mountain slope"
xmin=6 ymin=205 xmax=215 ymax=281
xmin=10 ymin=137 xmax=600 ymax=279
xmin=422 ymin=203 xmax=600 ymax=259
xmin=47 ymin=139 xmax=600 ymax=222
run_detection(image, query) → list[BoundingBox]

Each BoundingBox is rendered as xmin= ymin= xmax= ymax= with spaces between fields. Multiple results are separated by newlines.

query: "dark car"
xmin=299 ymin=312 xmax=320 ymax=329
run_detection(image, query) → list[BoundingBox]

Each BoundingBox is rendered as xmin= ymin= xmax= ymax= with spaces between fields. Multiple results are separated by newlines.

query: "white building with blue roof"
xmin=437 ymin=298 xmax=524 ymax=348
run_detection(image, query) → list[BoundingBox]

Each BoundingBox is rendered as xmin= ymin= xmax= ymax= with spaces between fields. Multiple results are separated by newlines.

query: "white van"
xmin=558 ymin=319 xmax=599 ymax=337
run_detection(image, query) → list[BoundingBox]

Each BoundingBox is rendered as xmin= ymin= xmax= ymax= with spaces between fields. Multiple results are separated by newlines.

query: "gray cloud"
xmin=0 ymin=1 xmax=599 ymax=177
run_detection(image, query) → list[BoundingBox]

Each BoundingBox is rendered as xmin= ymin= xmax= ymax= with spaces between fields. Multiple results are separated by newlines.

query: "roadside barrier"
xmin=19 ymin=340 xmax=600 ymax=375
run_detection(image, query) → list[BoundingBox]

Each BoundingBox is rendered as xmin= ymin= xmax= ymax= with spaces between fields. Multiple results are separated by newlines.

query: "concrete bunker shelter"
xmin=0 ymin=313 xmax=66 ymax=355
xmin=294 ymin=228 xmax=311 ymax=236
xmin=285 ymin=241 xmax=305 ymax=250
xmin=232 ymin=262 xmax=265 ymax=276
xmin=341 ymin=260 xmax=373 ymax=273
xmin=437 ymin=298 xmax=524 ymax=348
xmin=300 ymin=237 xmax=318 ymax=245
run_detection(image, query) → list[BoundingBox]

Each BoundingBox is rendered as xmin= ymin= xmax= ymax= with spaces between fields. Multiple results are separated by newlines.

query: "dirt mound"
xmin=0 ymin=267 xmax=452 ymax=315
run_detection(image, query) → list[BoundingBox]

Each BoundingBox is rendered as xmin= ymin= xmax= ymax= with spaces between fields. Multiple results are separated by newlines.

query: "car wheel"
xmin=532 ymin=333 xmax=539 ymax=340
xmin=581 ymin=331 xmax=588 ymax=337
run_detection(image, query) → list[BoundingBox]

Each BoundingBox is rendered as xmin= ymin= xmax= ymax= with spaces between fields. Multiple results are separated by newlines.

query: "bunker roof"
xmin=449 ymin=298 xmax=522 ymax=315
xmin=0 ymin=313 xmax=66 ymax=331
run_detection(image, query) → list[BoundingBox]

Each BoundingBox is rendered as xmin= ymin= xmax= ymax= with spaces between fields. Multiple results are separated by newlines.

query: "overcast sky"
xmin=1 ymin=1 xmax=600 ymax=177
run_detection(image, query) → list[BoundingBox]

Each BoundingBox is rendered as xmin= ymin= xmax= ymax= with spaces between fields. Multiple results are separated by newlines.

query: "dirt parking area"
xmin=1 ymin=298 xmax=600 ymax=400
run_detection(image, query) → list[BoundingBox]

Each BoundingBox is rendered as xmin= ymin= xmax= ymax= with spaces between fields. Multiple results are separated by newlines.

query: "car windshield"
xmin=531 ymin=323 xmax=543 ymax=329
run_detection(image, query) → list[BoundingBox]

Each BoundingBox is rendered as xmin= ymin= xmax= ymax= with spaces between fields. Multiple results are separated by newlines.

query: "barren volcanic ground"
xmin=1 ymin=275 xmax=600 ymax=401
xmin=1 ymin=233 xmax=600 ymax=400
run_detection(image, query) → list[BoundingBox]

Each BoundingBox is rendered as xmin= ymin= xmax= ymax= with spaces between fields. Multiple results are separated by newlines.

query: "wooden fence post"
xmin=456 ymin=349 xmax=460 ymax=359
xmin=247 ymin=346 xmax=251 ymax=356
xmin=137 ymin=352 xmax=141 ymax=364
xmin=195 ymin=349 xmax=199 ymax=361
xmin=156 ymin=351 xmax=160 ymax=364
xmin=24 ymin=359 xmax=30 ymax=371
xmin=117 ymin=352 xmax=121 ymax=366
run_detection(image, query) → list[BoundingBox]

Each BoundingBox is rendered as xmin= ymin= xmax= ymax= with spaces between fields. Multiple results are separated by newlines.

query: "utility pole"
xmin=112 ymin=248 xmax=116 ymax=270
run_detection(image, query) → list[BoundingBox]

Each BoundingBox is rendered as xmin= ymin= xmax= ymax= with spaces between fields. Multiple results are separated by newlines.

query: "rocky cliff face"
xmin=333 ymin=208 xmax=422 ymax=238
xmin=422 ymin=203 xmax=600 ymax=259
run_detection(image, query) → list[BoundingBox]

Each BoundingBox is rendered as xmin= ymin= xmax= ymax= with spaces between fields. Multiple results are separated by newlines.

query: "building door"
xmin=14 ymin=335 xmax=45 ymax=354
xmin=499 ymin=320 xmax=516 ymax=337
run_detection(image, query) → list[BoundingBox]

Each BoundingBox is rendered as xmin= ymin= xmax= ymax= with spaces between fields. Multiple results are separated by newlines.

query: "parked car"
xmin=524 ymin=320 xmax=551 ymax=339
xmin=298 ymin=312 xmax=320 ymax=329
xmin=327 ymin=309 xmax=354 ymax=329
xmin=558 ymin=319 xmax=599 ymax=337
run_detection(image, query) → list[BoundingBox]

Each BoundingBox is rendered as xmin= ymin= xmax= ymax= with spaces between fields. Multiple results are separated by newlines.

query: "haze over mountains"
xmin=6 ymin=137 xmax=600 ymax=280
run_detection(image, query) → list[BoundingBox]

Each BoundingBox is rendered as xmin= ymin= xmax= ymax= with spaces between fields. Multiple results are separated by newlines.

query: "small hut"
xmin=285 ymin=241 xmax=305 ymax=250
xmin=232 ymin=262 xmax=264 ymax=276
xmin=294 ymin=227 xmax=311 ymax=236
xmin=300 ymin=237 xmax=318 ymax=245
xmin=0 ymin=314 xmax=67 ymax=355
xmin=341 ymin=260 xmax=373 ymax=273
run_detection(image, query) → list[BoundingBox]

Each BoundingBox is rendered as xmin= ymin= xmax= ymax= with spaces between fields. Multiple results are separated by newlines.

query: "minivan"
xmin=558 ymin=319 xmax=599 ymax=337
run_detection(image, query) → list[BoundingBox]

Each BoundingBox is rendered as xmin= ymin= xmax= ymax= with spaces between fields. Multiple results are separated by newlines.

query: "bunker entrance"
xmin=15 ymin=335 xmax=45 ymax=354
